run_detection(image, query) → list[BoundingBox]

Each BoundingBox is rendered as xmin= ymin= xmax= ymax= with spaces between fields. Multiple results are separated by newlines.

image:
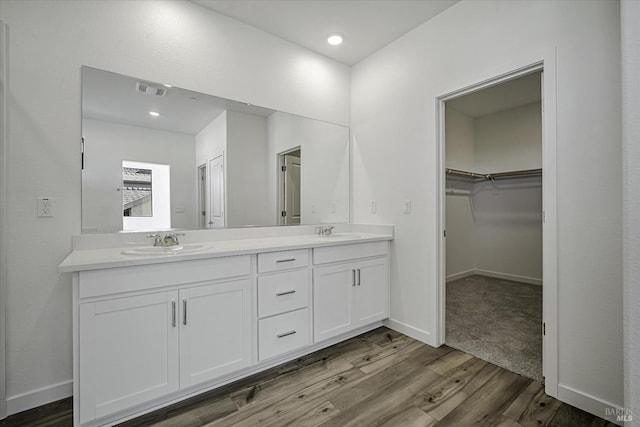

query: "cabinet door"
xmin=354 ymin=258 xmax=389 ymax=326
xmin=179 ymin=278 xmax=252 ymax=388
xmin=79 ymin=291 xmax=179 ymax=423
xmin=313 ymin=263 xmax=355 ymax=342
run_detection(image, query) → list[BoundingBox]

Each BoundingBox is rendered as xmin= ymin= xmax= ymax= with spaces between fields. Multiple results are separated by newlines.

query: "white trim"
xmin=445 ymin=269 xmax=475 ymax=283
xmin=446 ymin=269 xmax=542 ymax=286
xmin=5 ymin=380 xmax=73 ymax=417
xmin=434 ymin=51 xmax=558 ymax=399
xmin=557 ymin=383 xmax=623 ymax=426
xmin=383 ymin=318 xmax=433 ymax=346
xmin=0 ymin=19 xmax=8 ymax=421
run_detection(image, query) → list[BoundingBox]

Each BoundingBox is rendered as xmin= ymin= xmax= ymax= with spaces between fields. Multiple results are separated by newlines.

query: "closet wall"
xmin=446 ymin=101 xmax=542 ymax=284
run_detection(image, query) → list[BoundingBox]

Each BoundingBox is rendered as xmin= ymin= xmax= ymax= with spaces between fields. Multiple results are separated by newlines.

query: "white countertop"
xmin=59 ymin=232 xmax=393 ymax=273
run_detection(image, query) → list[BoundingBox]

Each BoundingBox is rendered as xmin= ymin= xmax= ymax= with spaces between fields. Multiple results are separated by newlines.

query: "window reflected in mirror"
xmin=123 ymin=166 xmax=153 ymax=217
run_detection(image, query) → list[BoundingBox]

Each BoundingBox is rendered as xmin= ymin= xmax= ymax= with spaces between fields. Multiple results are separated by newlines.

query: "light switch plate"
xmin=37 ymin=197 xmax=54 ymax=217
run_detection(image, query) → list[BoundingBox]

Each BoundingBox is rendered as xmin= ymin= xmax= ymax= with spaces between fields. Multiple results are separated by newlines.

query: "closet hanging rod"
xmin=445 ymin=168 xmax=542 ymax=180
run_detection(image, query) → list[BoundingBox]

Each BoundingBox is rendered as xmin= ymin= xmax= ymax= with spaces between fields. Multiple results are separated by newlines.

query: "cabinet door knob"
xmin=276 ymin=290 xmax=296 ymax=296
xmin=357 ymin=269 xmax=361 ymax=286
xmin=276 ymin=258 xmax=296 ymax=263
xmin=352 ymin=269 xmax=356 ymax=287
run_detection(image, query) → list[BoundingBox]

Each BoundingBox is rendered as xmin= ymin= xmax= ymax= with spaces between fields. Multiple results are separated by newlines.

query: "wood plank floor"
xmin=0 ymin=327 xmax=617 ymax=427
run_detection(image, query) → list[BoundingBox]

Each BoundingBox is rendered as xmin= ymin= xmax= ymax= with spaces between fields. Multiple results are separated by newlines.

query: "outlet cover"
xmin=403 ymin=199 xmax=412 ymax=214
xmin=37 ymin=197 xmax=54 ymax=217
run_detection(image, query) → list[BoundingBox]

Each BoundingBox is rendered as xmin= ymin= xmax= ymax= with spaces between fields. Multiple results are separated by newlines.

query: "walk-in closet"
xmin=444 ymin=71 xmax=543 ymax=381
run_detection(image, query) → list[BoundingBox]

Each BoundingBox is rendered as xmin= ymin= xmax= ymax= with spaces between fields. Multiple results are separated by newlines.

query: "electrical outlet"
xmin=37 ymin=197 xmax=54 ymax=217
xmin=370 ymin=200 xmax=377 ymax=214
xmin=311 ymin=204 xmax=316 ymax=214
xmin=403 ymin=199 xmax=412 ymax=214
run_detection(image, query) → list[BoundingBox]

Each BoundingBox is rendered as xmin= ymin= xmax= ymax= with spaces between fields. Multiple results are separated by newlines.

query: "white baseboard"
xmin=383 ymin=318 xmax=434 ymax=347
xmin=6 ymin=380 xmax=72 ymax=416
xmin=446 ymin=269 xmax=476 ymax=282
xmin=446 ymin=269 xmax=542 ymax=286
xmin=558 ymin=384 xmax=624 ymax=426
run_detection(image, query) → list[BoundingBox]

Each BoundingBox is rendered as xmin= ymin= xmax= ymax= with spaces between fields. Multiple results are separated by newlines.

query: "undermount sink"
xmin=312 ymin=233 xmax=362 ymax=241
xmin=121 ymin=243 xmax=211 ymax=256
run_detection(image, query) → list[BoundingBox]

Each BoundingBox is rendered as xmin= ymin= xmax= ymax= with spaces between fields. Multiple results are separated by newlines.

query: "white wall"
xmin=474 ymin=102 xmax=541 ymax=173
xmin=444 ymin=107 xmax=475 ymax=276
xmin=0 ymin=0 xmax=349 ymax=414
xmin=444 ymin=107 xmax=475 ymax=171
xmin=621 ymin=0 xmax=640 ymax=421
xmin=445 ymin=103 xmax=542 ymax=283
xmin=82 ymin=119 xmax=197 ymax=233
xmin=195 ymin=111 xmax=226 ymax=170
xmin=267 ymin=112 xmax=350 ymax=225
xmin=226 ymin=111 xmax=270 ymax=227
xmin=352 ymin=0 xmax=622 ymax=416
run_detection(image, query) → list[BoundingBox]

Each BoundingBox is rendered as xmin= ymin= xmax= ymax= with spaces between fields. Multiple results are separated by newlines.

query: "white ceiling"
xmin=191 ymin=0 xmax=459 ymax=65
xmin=82 ymin=67 xmax=275 ymax=135
xmin=446 ymin=72 xmax=542 ymax=118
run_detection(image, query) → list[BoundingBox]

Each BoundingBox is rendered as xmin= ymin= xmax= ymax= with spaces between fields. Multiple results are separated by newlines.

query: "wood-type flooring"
xmin=0 ymin=327 xmax=617 ymax=427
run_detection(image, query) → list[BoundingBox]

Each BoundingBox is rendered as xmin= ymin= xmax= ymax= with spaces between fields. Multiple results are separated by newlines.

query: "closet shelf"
xmin=445 ymin=168 xmax=542 ymax=180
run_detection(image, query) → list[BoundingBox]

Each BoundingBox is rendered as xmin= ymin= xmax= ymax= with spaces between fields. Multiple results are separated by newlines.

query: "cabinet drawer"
xmin=258 ymin=270 xmax=309 ymax=318
xmin=258 ymin=308 xmax=310 ymax=361
xmin=258 ymin=249 xmax=309 ymax=273
xmin=313 ymin=241 xmax=388 ymax=265
xmin=79 ymin=255 xmax=251 ymax=299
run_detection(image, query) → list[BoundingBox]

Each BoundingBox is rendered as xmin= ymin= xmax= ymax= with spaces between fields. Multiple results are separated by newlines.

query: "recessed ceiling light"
xmin=163 ymin=84 xmax=172 ymax=88
xmin=149 ymin=111 xmax=160 ymax=117
xmin=327 ymin=33 xmax=343 ymax=46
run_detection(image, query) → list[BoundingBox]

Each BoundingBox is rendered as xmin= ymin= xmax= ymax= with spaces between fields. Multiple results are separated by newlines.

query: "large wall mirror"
xmin=81 ymin=67 xmax=350 ymax=233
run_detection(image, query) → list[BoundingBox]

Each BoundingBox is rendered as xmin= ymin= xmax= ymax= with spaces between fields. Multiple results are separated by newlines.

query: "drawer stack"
xmin=256 ymin=249 xmax=311 ymax=360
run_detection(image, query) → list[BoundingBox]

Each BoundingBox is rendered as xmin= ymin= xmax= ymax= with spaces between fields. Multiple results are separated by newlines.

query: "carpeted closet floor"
xmin=446 ymin=274 xmax=543 ymax=382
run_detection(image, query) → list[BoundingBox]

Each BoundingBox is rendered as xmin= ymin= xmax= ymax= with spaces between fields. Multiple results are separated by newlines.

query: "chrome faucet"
xmin=316 ymin=225 xmax=335 ymax=236
xmin=147 ymin=233 xmax=186 ymax=247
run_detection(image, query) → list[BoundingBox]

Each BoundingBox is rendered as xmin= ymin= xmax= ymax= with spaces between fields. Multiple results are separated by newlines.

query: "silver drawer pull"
xmin=171 ymin=301 xmax=176 ymax=328
xmin=276 ymin=290 xmax=296 ymax=296
xmin=183 ymin=299 xmax=187 ymax=326
xmin=276 ymin=330 xmax=297 ymax=338
xmin=276 ymin=258 xmax=296 ymax=263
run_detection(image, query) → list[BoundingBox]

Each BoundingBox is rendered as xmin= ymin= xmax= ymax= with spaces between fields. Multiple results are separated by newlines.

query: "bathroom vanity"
xmin=59 ymin=225 xmax=392 ymax=426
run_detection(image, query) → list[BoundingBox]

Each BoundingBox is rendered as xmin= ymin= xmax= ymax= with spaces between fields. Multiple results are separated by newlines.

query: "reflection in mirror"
xmin=122 ymin=165 xmax=153 ymax=218
xmin=81 ymin=67 xmax=350 ymax=233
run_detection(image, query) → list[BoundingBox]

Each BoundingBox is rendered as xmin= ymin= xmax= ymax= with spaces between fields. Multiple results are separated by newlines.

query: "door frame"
xmin=277 ymin=147 xmax=301 ymax=225
xmin=434 ymin=55 xmax=558 ymax=397
xmin=197 ymin=163 xmax=207 ymax=229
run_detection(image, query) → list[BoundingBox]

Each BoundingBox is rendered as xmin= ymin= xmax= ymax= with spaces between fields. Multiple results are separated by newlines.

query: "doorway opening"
xmin=197 ymin=163 xmax=207 ymax=229
xmin=208 ymin=154 xmax=225 ymax=229
xmin=278 ymin=147 xmax=301 ymax=225
xmin=436 ymin=63 xmax=556 ymax=390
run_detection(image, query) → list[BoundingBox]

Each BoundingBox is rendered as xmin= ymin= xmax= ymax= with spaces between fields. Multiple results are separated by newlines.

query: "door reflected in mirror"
xmin=81 ymin=67 xmax=350 ymax=233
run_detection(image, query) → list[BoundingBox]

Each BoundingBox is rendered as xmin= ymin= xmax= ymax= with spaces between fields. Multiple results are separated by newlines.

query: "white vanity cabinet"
xmin=313 ymin=241 xmax=389 ymax=342
xmin=63 ymin=229 xmax=393 ymax=426
xmin=257 ymin=249 xmax=311 ymax=361
xmin=75 ymin=256 xmax=252 ymax=425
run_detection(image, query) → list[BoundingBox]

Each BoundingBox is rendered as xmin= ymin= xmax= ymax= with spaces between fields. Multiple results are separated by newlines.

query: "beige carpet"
xmin=446 ymin=274 xmax=543 ymax=382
